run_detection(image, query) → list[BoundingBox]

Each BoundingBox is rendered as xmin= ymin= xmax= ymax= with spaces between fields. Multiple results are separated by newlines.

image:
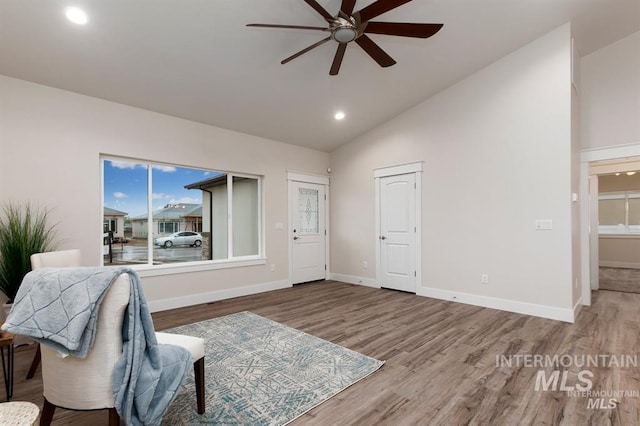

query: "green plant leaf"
xmin=0 ymin=202 xmax=58 ymax=302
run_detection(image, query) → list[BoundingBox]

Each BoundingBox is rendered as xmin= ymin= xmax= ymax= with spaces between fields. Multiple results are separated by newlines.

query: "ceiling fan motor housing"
xmin=331 ymin=17 xmax=358 ymax=43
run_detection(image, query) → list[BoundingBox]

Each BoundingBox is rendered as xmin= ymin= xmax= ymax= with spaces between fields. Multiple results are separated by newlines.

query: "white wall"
xmin=599 ymin=237 xmax=640 ymax=269
xmin=581 ymin=31 xmax=640 ymax=150
xmin=329 ymin=24 xmax=576 ymax=321
xmin=0 ymin=75 xmax=329 ymax=309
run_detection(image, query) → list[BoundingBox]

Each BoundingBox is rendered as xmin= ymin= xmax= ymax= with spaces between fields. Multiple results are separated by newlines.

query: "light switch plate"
xmin=535 ymin=219 xmax=553 ymax=230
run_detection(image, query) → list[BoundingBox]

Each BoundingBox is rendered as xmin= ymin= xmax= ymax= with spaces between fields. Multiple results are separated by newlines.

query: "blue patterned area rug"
xmin=161 ymin=311 xmax=384 ymax=425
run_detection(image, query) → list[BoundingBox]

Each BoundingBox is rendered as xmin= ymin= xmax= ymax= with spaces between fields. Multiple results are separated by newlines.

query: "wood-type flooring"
xmin=7 ymin=281 xmax=640 ymax=425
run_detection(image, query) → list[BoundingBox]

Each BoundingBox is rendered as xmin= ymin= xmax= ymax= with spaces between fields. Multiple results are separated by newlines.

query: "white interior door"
xmin=291 ymin=181 xmax=326 ymax=284
xmin=379 ymin=173 xmax=416 ymax=292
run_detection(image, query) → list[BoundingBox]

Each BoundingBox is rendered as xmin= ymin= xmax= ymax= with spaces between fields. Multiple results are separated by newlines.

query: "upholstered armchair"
xmin=27 ymin=249 xmax=82 ymax=379
xmin=37 ymin=272 xmax=205 ymax=425
xmin=30 ymin=249 xmax=81 ymax=270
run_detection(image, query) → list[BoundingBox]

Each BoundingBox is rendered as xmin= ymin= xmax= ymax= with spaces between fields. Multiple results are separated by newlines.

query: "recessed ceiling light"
xmin=65 ymin=7 xmax=88 ymax=25
xmin=627 ymin=171 xmax=637 ymax=176
xmin=334 ymin=111 xmax=345 ymax=120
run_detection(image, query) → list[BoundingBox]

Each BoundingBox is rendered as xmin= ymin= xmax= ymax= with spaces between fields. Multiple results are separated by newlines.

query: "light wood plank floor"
xmin=7 ymin=281 xmax=640 ymax=425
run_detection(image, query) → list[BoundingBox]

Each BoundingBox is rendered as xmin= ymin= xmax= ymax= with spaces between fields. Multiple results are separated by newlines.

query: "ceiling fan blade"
xmin=364 ymin=22 xmax=443 ymax=38
xmin=341 ymin=0 xmax=358 ymax=15
xmin=355 ymin=34 xmax=396 ymax=67
xmin=330 ymin=43 xmax=348 ymax=75
xmin=247 ymin=23 xmax=328 ymax=31
xmin=357 ymin=0 xmax=412 ymax=22
xmin=303 ymin=0 xmax=334 ymax=21
xmin=281 ymin=37 xmax=331 ymax=64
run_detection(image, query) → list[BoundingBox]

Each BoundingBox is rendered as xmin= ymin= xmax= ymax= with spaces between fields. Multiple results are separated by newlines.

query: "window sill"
xmin=134 ymin=257 xmax=267 ymax=278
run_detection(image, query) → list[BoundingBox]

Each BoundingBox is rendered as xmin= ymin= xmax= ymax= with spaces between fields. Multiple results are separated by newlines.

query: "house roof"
xmin=130 ymin=203 xmax=202 ymax=221
xmin=0 ymin=1 xmax=638 ymax=152
xmin=184 ymin=174 xmax=227 ymax=190
xmin=183 ymin=206 xmax=203 ymax=217
xmin=104 ymin=206 xmax=127 ymax=216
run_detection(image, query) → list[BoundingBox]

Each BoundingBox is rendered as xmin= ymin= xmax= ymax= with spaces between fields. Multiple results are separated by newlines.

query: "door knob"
xmin=293 ymin=236 xmax=299 ymax=240
xmin=379 ymin=236 xmax=386 ymax=240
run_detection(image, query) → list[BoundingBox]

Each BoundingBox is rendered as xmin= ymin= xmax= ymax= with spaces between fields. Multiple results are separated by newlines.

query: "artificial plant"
xmin=0 ymin=202 xmax=57 ymax=303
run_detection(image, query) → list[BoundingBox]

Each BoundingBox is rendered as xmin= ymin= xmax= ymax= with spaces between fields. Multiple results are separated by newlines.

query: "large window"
xmin=599 ymin=192 xmax=640 ymax=234
xmin=102 ymin=157 xmax=262 ymax=267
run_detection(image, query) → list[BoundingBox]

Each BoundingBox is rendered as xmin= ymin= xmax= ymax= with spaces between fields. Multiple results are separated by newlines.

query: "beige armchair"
xmin=30 ymin=249 xmax=81 ymax=270
xmin=39 ymin=272 xmax=205 ymax=425
xmin=27 ymin=249 xmax=82 ymax=379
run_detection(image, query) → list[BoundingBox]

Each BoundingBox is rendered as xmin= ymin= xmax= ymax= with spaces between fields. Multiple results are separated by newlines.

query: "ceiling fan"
xmin=247 ymin=0 xmax=443 ymax=75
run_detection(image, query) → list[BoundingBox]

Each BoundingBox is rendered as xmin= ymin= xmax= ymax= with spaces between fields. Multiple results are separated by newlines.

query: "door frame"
xmin=374 ymin=162 xmax=423 ymax=291
xmin=287 ymin=171 xmax=330 ymax=285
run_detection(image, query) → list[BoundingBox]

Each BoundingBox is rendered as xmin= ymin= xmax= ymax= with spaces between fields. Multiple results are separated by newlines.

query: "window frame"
xmin=101 ymin=155 xmax=266 ymax=275
xmin=598 ymin=191 xmax=640 ymax=235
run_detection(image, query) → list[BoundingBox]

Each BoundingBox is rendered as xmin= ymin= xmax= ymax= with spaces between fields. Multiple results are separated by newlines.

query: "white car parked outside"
xmin=154 ymin=231 xmax=202 ymax=248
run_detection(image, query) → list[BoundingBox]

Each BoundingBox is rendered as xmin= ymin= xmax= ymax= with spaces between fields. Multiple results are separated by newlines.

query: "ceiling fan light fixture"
xmin=333 ymin=27 xmax=358 ymax=43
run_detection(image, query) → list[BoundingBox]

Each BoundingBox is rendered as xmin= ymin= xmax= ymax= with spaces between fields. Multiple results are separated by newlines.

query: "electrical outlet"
xmin=362 ymin=261 xmax=368 ymax=269
xmin=270 ymin=264 xmax=276 ymax=272
xmin=481 ymin=274 xmax=489 ymax=284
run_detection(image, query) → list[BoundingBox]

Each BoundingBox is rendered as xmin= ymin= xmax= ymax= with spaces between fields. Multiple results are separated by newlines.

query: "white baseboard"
xmin=149 ymin=275 xmax=580 ymax=323
xmin=417 ymin=286 xmax=576 ymax=323
xmin=599 ymin=261 xmax=640 ymax=269
xmin=329 ymin=273 xmax=379 ymax=288
xmin=148 ymin=279 xmax=291 ymax=313
xmin=572 ymin=296 xmax=583 ymax=322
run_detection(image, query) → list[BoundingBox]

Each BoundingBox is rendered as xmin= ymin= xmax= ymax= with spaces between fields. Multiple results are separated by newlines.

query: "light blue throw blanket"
xmin=2 ymin=267 xmax=192 ymax=425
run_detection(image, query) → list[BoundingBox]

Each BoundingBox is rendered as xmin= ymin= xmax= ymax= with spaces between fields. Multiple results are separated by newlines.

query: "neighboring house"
xmin=185 ymin=174 xmax=259 ymax=260
xmin=182 ymin=205 xmax=203 ymax=234
xmin=103 ymin=207 xmax=127 ymax=240
xmin=130 ymin=203 xmax=202 ymax=238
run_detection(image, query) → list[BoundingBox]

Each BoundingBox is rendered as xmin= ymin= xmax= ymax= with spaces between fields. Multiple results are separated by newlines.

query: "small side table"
xmin=0 ymin=401 xmax=39 ymax=425
xmin=0 ymin=328 xmax=14 ymax=401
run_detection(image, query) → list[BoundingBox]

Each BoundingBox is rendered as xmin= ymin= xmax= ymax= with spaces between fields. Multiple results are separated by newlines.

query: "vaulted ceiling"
xmin=1 ymin=0 xmax=638 ymax=151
